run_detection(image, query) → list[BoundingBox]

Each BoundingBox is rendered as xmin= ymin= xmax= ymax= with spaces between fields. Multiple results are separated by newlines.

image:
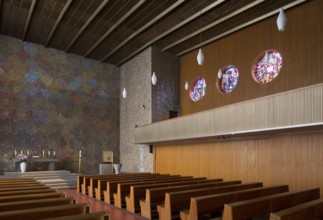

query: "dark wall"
xmin=0 ymin=36 xmax=120 ymax=174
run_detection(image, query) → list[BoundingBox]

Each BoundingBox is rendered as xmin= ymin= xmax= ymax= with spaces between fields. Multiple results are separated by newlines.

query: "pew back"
xmin=222 ymin=188 xmax=320 ymax=220
xmin=270 ymin=198 xmax=323 ymax=220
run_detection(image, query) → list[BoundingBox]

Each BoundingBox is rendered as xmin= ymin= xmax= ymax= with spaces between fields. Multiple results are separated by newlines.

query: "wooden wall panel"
xmin=180 ymin=0 xmax=323 ymax=115
xmin=155 ymin=131 xmax=323 ymax=196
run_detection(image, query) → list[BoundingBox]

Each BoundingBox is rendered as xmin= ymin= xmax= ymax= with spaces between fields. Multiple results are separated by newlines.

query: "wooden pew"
xmin=0 ymin=178 xmax=37 ymax=183
xmin=222 ymin=188 xmax=320 ymax=220
xmin=158 ymin=182 xmax=264 ymax=220
xmin=0 ymin=182 xmax=46 ymax=188
xmin=125 ymin=178 xmax=221 ymax=213
xmin=81 ymin=173 xmax=166 ymax=195
xmin=0 ymin=188 xmax=57 ymax=197
xmin=104 ymin=176 xmax=195 ymax=205
xmin=270 ymin=198 xmax=323 ymax=220
xmin=46 ymin=211 xmax=109 ymax=220
xmin=0 ymin=185 xmax=50 ymax=192
xmin=0 ymin=192 xmax=66 ymax=203
xmin=0 ymin=197 xmax=76 ymax=212
xmin=180 ymin=184 xmax=289 ymax=220
xmin=77 ymin=173 xmax=151 ymax=193
xmin=89 ymin=174 xmax=186 ymax=198
xmin=97 ymin=176 xmax=180 ymax=201
xmin=140 ymin=180 xmax=242 ymax=220
xmin=112 ymin=176 xmax=200 ymax=207
xmin=0 ymin=203 xmax=90 ymax=220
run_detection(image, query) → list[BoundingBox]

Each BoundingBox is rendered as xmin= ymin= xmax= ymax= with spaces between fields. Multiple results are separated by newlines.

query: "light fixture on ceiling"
xmin=122 ymin=87 xmax=127 ymax=98
xmin=197 ymin=11 xmax=204 ymax=65
xmin=277 ymin=8 xmax=287 ymax=31
xmin=185 ymin=81 xmax=189 ymax=90
xmin=197 ymin=49 xmax=204 ymax=65
xmin=152 ymin=72 xmax=157 ymax=85
xmin=263 ymin=50 xmax=269 ymax=62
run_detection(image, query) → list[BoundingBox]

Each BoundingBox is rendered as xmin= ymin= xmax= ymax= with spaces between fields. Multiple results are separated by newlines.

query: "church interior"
xmin=0 ymin=0 xmax=322 ymax=219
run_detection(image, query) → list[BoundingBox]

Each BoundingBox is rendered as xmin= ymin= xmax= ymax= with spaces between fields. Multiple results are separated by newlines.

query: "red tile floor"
xmin=59 ymin=189 xmax=147 ymax=220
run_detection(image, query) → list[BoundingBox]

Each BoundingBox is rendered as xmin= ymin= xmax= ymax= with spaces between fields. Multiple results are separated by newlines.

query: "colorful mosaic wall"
xmin=0 ymin=35 xmax=120 ymax=173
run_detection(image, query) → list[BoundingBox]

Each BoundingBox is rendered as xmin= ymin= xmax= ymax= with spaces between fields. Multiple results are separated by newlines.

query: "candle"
xmin=27 ymin=150 xmax=29 ymax=156
xmin=48 ymin=150 xmax=51 ymax=156
xmin=14 ymin=150 xmax=17 ymax=156
xmin=79 ymin=150 xmax=82 ymax=157
xmin=42 ymin=150 xmax=45 ymax=156
xmin=20 ymin=150 xmax=23 ymax=155
xmin=53 ymin=151 xmax=56 ymax=156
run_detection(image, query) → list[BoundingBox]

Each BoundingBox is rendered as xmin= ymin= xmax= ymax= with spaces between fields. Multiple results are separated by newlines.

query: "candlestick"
xmin=79 ymin=150 xmax=82 ymax=158
xmin=42 ymin=150 xmax=45 ymax=157
xmin=14 ymin=150 xmax=17 ymax=156
xmin=48 ymin=150 xmax=50 ymax=156
xmin=20 ymin=150 xmax=23 ymax=155
xmin=53 ymin=150 xmax=56 ymax=157
xmin=27 ymin=150 xmax=29 ymax=156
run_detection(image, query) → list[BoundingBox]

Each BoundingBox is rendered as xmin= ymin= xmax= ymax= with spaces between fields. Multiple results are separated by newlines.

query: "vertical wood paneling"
xmin=180 ymin=0 xmax=323 ymax=115
xmin=155 ymin=131 xmax=323 ymax=197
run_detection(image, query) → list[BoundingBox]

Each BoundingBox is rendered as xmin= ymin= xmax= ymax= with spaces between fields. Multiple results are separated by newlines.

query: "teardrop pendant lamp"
xmin=276 ymin=8 xmax=287 ymax=31
xmin=197 ymin=49 xmax=204 ymax=65
xmin=151 ymin=72 xmax=157 ymax=85
xmin=185 ymin=81 xmax=189 ymax=90
xmin=122 ymin=87 xmax=127 ymax=98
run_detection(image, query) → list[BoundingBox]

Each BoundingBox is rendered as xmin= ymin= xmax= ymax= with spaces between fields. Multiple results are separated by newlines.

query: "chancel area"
xmin=0 ymin=0 xmax=323 ymax=219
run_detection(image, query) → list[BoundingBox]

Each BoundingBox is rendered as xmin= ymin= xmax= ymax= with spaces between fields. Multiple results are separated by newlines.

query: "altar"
xmin=13 ymin=158 xmax=60 ymax=171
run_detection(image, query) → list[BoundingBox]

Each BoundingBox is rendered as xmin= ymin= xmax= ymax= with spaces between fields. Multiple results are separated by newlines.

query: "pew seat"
xmin=46 ymin=211 xmax=109 ymax=220
xmin=0 ymin=197 xmax=76 ymax=212
xmin=0 ymin=203 xmax=90 ymax=220
xmin=0 ymin=192 xmax=66 ymax=203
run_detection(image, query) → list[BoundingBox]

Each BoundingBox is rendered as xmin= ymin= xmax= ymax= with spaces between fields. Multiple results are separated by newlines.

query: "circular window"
xmin=252 ymin=49 xmax=283 ymax=83
xmin=216 ymin=65 xmax=239 ymax=94
xmin=189 ymin=77 xmax=206 ymax=102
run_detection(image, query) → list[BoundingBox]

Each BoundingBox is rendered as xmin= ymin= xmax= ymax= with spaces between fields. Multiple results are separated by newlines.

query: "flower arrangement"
xmin=16 ymin=154 xmax=28 ymax=161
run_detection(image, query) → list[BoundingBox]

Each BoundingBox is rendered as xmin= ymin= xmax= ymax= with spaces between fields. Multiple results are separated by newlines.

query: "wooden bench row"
xmin=82 ymin=173 xmax=323 ymax=220
xmin=0 ymin=178 xmax=109 ymax=220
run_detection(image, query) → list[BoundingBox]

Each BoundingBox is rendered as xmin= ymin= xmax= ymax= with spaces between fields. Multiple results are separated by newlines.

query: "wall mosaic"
xmin=0 ymin=35 xmax=120 ymax=174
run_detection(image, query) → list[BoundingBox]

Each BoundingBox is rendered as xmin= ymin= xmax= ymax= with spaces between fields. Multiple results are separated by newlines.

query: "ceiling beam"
xmin=162 ymin=0 xmax=265 ymax=51
xmin=22 ymin=0 xmax=37 ymax=41
xmin=176 ymin=0 xmax=307 ymax=56
xmin=100 ymin=0 xmax=185 ymax=63
xmin=84 ymin=0 xmax=146 ymax=57
xmin=65 ymin=0 xmax=110 ymax=52
xmin=115 ymin=0 xmax=225 ymax=66
xmin=45 ymin=0 xmax=72 ymax=46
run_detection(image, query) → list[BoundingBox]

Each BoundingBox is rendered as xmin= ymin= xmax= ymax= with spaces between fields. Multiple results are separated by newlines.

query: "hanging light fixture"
xmin=122 ymin=87 xmax=127 ymax=98
xmin=151 ymin=72 xmax=157 ymax=85
xmin=263 ymin=50 xmax=269 ymax=62
xmin=197 ymin=49 xmax=204 ymax=65
xmin=217 ymin=68 xmax=223 ymax=79
xmin=197 ymin=11 xmax=204 ymax=66
xmin=185 ymin=81 xmax=189 ymax=90
xmin=276 ymin=8 xmax=287 ymax=31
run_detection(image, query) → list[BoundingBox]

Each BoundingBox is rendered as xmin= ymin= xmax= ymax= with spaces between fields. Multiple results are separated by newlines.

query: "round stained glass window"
xmin=189 ymin=77 xmax=206 ymax=102
xmin=252 ymin=49 xmax=283 ymax=83
xmin=216 ymin=65 xmax=239 ymax=94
